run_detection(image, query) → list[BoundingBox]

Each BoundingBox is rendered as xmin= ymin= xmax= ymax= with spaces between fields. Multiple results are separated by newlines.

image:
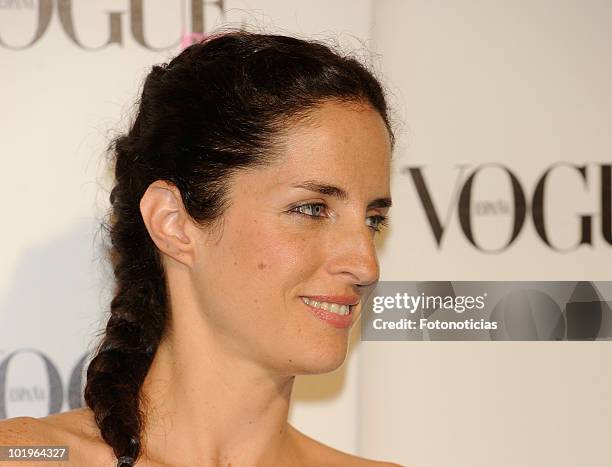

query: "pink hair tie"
xmin=180 ymin=32 xmax=207 ymax=50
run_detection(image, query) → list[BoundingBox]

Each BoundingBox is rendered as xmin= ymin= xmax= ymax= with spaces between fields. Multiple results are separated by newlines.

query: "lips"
xmin=299 ymin=295 xmax=360 ymax=306
xmin=299 ymin=295 xmax=360 ymax=329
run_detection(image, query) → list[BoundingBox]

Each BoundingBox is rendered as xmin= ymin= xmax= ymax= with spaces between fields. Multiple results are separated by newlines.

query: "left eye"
xmin=291 ymin=203 xmax=328 ymax=217
xmin=290 ymin=203 xmax=389 ymax=233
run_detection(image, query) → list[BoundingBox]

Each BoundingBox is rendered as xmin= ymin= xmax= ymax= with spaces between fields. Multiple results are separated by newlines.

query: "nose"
xmin=325 ymin=220 xmax=380 ymax=287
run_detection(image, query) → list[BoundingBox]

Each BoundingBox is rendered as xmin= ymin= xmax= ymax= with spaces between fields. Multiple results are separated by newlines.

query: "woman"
xmin=0 ymin=29 xmax=398 ymax=466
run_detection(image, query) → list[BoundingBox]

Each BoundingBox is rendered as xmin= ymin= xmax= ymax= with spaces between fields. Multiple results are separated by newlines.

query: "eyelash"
xmin=289 ymin=202 xmax=389 ymax=233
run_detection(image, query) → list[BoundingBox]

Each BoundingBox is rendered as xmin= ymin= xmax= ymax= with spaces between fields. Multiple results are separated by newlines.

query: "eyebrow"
xmin=291 ymin=180 xmax=393 ymax=209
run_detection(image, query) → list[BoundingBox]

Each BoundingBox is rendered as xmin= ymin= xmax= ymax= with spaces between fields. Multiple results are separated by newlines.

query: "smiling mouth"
xmin=300 ymin=296 xmax=355 ymax=315
xmin=299 ymin=297 xmax=358 ymax=329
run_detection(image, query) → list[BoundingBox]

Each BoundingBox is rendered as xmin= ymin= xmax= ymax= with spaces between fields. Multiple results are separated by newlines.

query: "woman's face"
xmin=191 ymin=100 xmax=392 ymax=375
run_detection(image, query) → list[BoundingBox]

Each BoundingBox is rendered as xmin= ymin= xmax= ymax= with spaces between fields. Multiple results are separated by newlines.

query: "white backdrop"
xmin=1 ymin=1 xmax=611 ymax=466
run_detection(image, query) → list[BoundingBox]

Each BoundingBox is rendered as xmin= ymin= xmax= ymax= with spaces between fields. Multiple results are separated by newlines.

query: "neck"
xmin=139 ymin=306 xmax=298 ymax=466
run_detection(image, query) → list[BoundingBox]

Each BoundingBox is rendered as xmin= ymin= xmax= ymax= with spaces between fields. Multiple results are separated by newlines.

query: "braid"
xmin=84 ymin=135 xmax=168 ymax=465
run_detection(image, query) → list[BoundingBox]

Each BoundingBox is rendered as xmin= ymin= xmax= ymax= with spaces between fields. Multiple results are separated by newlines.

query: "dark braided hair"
xmin=84 ymin=28 xmax=394 ymax=466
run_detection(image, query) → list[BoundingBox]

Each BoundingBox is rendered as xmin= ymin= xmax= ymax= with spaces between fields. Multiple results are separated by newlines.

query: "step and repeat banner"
xmin=1 ymin=1 xmax=611 ymax=467
xmin=360 ymin=2 xmax=611 ymax=467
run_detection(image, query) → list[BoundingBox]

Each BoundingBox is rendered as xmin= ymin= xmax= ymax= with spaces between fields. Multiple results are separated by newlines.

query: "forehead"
xmin=267 ymin=100 xmax=392 ymax=184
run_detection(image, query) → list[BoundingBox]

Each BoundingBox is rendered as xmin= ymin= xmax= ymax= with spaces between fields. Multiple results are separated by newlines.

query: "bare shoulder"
xmin=0 ymin=414 xmax=58 ymax=443
xmin=0 ymin=408 xmax=114 ymax=466
xmin=0 ymin=407 xmax=95 ymax=441
xmin=288 ymin=424 xmax=402 ymax=467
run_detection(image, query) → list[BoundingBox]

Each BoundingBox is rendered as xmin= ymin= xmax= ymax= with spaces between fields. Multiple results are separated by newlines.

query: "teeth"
xmin=301 ymin=297 xmax=351 ymax=316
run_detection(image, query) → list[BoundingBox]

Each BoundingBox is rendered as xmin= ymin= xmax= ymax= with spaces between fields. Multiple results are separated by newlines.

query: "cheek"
xmin=233 ymin=220 xmax=326 ymax=305
xmin=200 ymin=213 xmax=327 ymax=324
xmin=244 ymin=228 xmax=311 ymax=287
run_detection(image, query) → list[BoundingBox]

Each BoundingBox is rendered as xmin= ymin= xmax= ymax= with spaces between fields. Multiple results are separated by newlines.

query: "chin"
xmin=289 ymin=338 xmax=350 ymax=375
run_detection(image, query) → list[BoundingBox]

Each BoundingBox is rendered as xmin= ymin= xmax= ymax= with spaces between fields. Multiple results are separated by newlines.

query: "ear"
xmin=139 ymin=180 xmax=195 ymax=268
